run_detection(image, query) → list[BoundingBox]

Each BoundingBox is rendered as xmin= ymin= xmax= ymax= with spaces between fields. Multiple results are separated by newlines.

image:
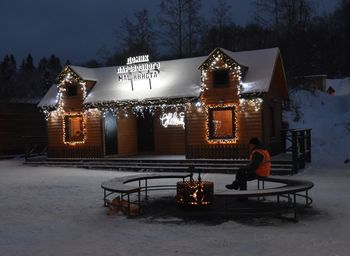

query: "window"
xmin=209 ymin=107 xmax=235 ymax=139
xmin=66 ymin=85 xmax=77 ymax=97
xmin=212 ymin=69 xmax=230 ymax=88
xmin=64 ymin=115 xmax=84 ymax=143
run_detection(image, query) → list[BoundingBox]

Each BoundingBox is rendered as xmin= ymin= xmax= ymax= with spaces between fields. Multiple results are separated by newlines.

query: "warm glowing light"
xmin=160 ymin=111 xmax=185 ymax=129
xmin=239 ymin=98 xmax=263 ymax=112
xmin=199 ymin=48 xmax=244 ymax=95
xmin=177 ymin=179 xmax=214 ymax=206
xmin=87 ymin=99 xmax=190 ymax=119
xmin=205 ymin=103 xmax=240 ymax=144
xmin=62 ymin=112 xmax=87 ymax=146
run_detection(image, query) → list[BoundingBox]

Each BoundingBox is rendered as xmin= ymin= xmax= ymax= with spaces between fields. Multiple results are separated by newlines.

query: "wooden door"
xmin=137 ymin=112 xmax=154 ymax=152
xmin=104 ymin=111 xmax=118 ymax=155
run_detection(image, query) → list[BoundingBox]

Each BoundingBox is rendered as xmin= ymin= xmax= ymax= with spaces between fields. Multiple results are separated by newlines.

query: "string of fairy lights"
xmin=198 ymin=48 xmax=263 ymax=144
xmin=204 ymin=103 xmax=239 ymax=144
xmin=41 ymin=50 xmax=264 ymax=146
xmin=199 ymin=48 xmax=244 ymax=94
xmin=43 ymin=67 xmax=90 ymax=145
xmin=62 ymin=112 xmax=87 ymax=146
xmin=84 ymin=98 xmax=192 ymax=118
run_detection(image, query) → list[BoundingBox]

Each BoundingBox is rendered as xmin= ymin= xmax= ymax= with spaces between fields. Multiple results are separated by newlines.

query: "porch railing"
xmin=281 ymin=129 xmax=312 ymax=173
xmin=23 ymin=136 xmax=47 ymax=160
xmin=187 ymin=144 xmax=249 ymax=159
xmin=47 ymin=146 xmax=104 ymax=158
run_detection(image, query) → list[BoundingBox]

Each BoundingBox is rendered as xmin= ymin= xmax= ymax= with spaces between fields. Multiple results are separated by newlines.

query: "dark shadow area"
xmin=138 ymin=196 xmax=323 ymax=226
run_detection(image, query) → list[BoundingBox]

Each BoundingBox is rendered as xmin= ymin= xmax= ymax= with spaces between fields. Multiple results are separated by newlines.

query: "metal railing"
xmin=23 ymin=136 xmax=47 ymax=160
xmin=281 ymin=129 xmax=312 ymax=173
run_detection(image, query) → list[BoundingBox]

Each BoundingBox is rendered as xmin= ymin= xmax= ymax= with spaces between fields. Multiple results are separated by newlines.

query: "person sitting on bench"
xmin=226 ymin=137 xmax=271 ymax=190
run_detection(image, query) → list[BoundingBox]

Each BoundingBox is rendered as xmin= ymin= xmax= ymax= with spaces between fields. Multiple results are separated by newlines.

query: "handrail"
xmin=281 ymin=129 xmax=312 ymax=173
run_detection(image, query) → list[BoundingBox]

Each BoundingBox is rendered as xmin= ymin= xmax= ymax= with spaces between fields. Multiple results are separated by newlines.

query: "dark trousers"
xmin=233 ymin=169 xmax=257 ymax=190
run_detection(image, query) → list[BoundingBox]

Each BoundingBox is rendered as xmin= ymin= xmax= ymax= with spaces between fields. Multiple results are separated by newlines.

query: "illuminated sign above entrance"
xmin=126 ymin=55 xmax=149 ymax=65
xmin=160 ymin=112 xmax=185 ymax=129
xmin=116 ymin=54 xmax=160 ymax=90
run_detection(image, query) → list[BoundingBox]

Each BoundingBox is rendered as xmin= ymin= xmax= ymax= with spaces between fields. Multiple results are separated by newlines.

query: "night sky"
xmin=0 ymin=0 xmax=339 ymax=65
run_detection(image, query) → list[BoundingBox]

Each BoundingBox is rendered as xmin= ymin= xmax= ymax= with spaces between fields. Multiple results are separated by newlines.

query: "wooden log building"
xmin=38 ymin=47 xmax=288 ymax=159
xmin=0 ymin=102 xmax=47 ymax=156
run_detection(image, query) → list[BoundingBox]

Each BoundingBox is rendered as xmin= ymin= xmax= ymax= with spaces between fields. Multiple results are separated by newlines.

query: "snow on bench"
xmin=215 ymin=176 xmax=314 ymax=221
xmin=101 ymin=173 xmax=192 ymax=216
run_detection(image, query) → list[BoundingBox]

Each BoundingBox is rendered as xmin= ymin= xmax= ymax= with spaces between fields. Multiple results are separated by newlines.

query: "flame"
xmin=177 ymin=180 xmax=213 ymax=206
xmin=190 ymin=181 xmax=204 ymax=205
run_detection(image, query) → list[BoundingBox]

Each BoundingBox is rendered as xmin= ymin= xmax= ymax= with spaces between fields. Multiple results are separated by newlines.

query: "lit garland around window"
xmin=39 ymin=66 xmax=92 ymax=145
xmin=58 ymin=66 xmax=88 ymax=101
xmin=62 ymin=112 xmax=87 ymax=146
xmin=205 ymin=103 xmax=240 ymax=144
xmin=199 ymin=48 xmax=246 ymax=94
xmin=41 ymin=66 xmax=89 ymax=121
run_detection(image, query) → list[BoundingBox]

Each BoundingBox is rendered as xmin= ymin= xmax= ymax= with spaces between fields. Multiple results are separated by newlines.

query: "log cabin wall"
xmin=201 ymin=61 xmax=240 ymax=105
xmin=47 ymin=79 xmax=103 ymax=158
xmin=186 ymin=105 xmax=207 ymax=145
xmin=238 ymin=105 xmax=263 ymax=145
xmin=0 ymin=103 xmax=47 ymax=155
xmin=154 ymin=111 xmax=186 ymax=154
xmin=47 ymin=113 xmax=103 ymax=158
xmin=117 ymin=113 xmax=138 ymax=156
xmin=62 ymin=81 xmax=84 ymax=112
xmin=186 ymin=57 xmax=264 ymax=158
xmin=262 ymin=54 xmax=288 ymax=155
xmin=186 ymin=102 xmax=262 ymax=158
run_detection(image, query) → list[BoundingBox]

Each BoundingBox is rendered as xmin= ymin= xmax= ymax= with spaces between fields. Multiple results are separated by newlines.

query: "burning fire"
xmin=177 ymin=174 xmax=214 ymax=206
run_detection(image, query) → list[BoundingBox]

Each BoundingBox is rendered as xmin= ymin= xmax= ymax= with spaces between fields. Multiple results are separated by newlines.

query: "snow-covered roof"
xmin=82 ymin=56 xmax=206 ymax=105
xmin=221 ymin=47 xmax=280 ymax=94
xmin=37 ymin=84 xmax=58 ymax=108
xmin=38 ymin=47 xmax=282 ymax=108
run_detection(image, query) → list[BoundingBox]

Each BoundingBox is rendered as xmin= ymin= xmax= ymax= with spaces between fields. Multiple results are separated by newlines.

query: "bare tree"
xmin=211 ymin=0 xmax=233 ymax=30
xmin=159 ymin=0 xmax=186 ymax=57
xmin=252 ymin=0 xmax=279 ymax=29
xmin=206 ymin=0 xmax=234 ymax=49
xmin=119 ymin=9 xmax=156 ymax=57
xmin=185 ymin=0 xmax=202 ymax=56
xmin=252 ymin=0 xmax=312 ymax=35
xmin=159 ymin=0 xmax=202 ymax=57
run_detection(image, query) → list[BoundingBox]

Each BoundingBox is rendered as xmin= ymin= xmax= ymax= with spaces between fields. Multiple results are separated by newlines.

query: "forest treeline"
xmin=0 ymin=0 xmax=349 ymax=102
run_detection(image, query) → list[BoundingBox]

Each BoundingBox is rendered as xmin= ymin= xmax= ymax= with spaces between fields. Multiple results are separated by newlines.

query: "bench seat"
xmin=215 ymin=176 xmax=314 ymax=221
xmin=101 ymin=173 xmax=192 ymax=216
xmin=216 ymin=177 xmax=314 ymax=198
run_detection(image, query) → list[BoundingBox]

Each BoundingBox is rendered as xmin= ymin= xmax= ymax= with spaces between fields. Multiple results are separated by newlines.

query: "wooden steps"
xmin=25 ymin=156 xmax=294 ymax=175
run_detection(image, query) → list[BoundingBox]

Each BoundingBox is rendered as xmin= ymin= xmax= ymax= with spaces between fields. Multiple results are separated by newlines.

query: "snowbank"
xmin=326 ymin=77 xmax=350 ymax=96
xmin=284 ymin=89 xmax=350 ymax=168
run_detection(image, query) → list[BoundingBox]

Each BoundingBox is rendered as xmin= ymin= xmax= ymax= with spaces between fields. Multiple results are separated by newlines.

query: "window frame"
xmin=63 ymin=114 xmax=86 ymax=145
xmin=208 ymin=106 xmax=236 ymax=140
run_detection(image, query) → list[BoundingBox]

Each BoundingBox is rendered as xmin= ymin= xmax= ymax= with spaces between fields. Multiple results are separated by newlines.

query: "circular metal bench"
xmin=101 ymin=174 xmax=314 ymax=221
xmin=215 ymin=176 xmax=314 ymax=221
xmin=101 ymin=173 xmax=192 ymax=215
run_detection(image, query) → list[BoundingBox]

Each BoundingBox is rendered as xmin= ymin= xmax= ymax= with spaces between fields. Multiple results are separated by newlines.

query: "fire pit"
xmin=177 ymin=173 xmax=214 ymax=206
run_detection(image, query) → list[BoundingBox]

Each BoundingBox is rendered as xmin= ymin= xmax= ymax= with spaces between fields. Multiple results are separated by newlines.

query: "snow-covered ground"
xmin=326 ymin=77 xmax=350 ymax=96
xmin=1 ymin=87 xmax=350 ymax=255
xmin=284 ymin=88 xmax=350 ymax=168
xmin=0 ymin=159 xmax=350 ymax=256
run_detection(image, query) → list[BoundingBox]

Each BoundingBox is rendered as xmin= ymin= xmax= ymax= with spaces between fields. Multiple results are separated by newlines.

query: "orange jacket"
xmin=249 ymin=149 xmax=271 ymax=177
